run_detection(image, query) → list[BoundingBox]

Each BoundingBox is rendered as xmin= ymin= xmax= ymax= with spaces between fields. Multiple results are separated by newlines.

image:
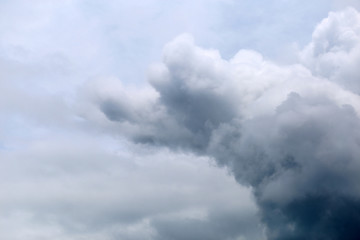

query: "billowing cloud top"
xmin=301 ymin=7 xmax=360 ymax=93
xmin=82 ymin=7 xmax=360 ymax=240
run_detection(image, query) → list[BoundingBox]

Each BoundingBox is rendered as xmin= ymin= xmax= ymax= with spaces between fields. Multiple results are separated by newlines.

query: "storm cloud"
xmin=85 ymin=8 xmax=360 ymax=239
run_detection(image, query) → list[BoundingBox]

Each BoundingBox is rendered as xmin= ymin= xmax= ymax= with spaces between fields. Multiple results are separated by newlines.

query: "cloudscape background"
xmin=2 ymin=1 xmax=360 ymax=239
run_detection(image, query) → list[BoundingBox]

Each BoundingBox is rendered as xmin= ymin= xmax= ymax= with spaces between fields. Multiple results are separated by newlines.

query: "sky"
xmin=2 ymin=1 xmax=360 ymax=240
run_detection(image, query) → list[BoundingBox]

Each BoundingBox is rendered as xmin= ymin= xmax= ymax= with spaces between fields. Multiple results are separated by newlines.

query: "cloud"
xmin=230 ymin=93 xmax=360 ymax=239
xmin=0 ymin=128 xmax=259 ymax=240
xmin=152 ymin=207 xmax=262 ymax=240
xmin=84 ymin=7 xmax=360 ymax=239
xmin=301 ymin=7 xmax=360 ymax=93
xmin=2 ymin=1 xmax=360 ymax=239
xmin=1 ymin=2 xmax=266 ymax=239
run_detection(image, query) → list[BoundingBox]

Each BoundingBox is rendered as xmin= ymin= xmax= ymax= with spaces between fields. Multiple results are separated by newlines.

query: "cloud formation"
xmin=301 ymin=7 xmax=360 ymax=93
xmin=85 ymin=8 xmax=360 ymax=239
xmin=0 ymin=131 xmax=260 ymax=240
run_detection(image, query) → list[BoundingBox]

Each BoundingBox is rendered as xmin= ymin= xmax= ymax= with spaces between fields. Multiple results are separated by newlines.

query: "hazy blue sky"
xmin=1 ymin=1 xmax=360 ymax=239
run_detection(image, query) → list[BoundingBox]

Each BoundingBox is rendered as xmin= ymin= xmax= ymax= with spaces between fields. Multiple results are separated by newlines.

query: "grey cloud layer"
xmin=85 ymin=8 xmax=360 ymax=240
xmin=1 ymin=132 xmax=260 ymax=240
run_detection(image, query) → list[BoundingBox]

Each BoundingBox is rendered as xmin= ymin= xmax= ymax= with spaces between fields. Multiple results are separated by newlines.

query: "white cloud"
xmin=301 ymin=7 xmax=360 ymax=93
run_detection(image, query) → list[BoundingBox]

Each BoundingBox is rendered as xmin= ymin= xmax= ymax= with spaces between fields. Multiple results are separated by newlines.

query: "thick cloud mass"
xmin=84 ymin=8 xmax=360 ymax=240
xmin=232 ymin=94 xmax=360 ymax=239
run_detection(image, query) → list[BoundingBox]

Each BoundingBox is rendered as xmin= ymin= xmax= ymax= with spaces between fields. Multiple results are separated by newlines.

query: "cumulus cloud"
xmin=83 ymin=7 xmax=360 ymax=239
xmin=301 ymin=7 xmax=360 ymax=93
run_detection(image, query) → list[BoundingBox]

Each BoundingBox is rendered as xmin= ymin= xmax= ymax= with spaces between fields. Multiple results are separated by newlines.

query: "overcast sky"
xmin=2 ymin=1 xmax=360 ymax=240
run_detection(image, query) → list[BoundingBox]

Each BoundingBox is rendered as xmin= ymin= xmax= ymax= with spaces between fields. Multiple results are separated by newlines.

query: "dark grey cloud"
xmin=228 ymin=93 xmax=360 ymax=239
xmin=85 ymin=8 xmax=360 ymax=240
